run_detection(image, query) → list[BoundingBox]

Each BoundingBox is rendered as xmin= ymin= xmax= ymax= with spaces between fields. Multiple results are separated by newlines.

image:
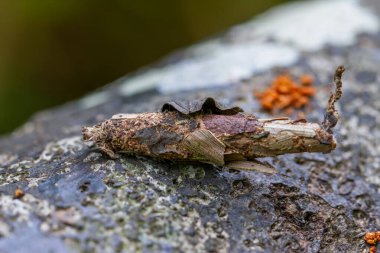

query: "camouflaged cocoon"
xmin=83 ymin=97 xmax=337 ymax=164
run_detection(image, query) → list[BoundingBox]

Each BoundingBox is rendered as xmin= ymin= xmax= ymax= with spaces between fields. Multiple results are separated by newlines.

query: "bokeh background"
xmin=0 ymin=0 xmax=293 ymax=135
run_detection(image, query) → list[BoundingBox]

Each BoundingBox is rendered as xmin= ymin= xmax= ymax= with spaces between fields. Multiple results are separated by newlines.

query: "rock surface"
xmin=1 ymin=0 xmax=380 ymax=252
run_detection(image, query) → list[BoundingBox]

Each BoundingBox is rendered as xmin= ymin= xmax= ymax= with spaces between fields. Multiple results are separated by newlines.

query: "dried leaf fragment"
xmin=182 ymin=129 xmax=225 ymax=166
xmin=162 ymin=97 xmax=243 ymax=115
xmin=226 ymin=160 xmax=276 ymax=174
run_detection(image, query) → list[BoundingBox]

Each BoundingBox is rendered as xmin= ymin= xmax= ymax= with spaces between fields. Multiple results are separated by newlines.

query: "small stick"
xmin=83 ymin=66 xmax=344 ymax=166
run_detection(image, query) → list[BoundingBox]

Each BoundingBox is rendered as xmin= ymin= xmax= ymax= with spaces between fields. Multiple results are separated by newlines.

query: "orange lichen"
xmin=255 ymin=73 xmax=316 ymax=113
xmin=14 ymin=188 xmax=24 ymax=199
xmin=364 ymin=231 xmax=380 ymax=253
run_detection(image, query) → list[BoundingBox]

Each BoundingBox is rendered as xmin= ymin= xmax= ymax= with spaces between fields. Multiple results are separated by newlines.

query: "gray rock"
xmin=1 ymin=0 xmax=380 ymax=252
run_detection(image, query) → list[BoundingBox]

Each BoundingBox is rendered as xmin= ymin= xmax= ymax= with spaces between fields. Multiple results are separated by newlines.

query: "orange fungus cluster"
xmin=255 ymin=73 xmax=316 ymax=112
xmin=364 ymin=232 xmax=380 ymax=253
xmin=14 ymin=188 xmax=24 ymax=199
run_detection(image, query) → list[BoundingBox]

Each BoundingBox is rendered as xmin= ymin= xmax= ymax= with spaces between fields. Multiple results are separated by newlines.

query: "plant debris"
xmin=255 ymin=72 xmax=316 ymax=113
xmin=83 ymin=66 xmax=344 ymax=172
xmin=322 ymin=65 xmax=345 ymax=133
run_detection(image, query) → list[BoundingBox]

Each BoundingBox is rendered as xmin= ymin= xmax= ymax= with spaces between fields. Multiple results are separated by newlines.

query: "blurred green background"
xmin=0 ymin=0 xmax=293 ymax=135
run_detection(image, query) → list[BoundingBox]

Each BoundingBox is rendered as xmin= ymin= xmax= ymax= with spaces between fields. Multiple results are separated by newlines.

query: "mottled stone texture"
xmin=1 ymin=1 xmax=380 ymax=253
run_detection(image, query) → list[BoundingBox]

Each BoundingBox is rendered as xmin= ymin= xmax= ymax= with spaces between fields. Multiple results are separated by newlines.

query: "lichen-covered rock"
xmin=1 ymin=0 xmax=380 ymax=252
